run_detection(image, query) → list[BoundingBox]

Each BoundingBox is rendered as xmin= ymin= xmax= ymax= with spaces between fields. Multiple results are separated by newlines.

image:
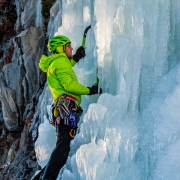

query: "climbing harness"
xmin=49 ymin=95 xmax=83 ymax=138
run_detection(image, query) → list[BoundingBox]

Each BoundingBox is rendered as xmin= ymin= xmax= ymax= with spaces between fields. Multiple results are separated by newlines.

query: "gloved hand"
xmin=73 ymin=46 xmax=86 ymax=62
xmin=88 ymin=84 xmax=102 ymax=95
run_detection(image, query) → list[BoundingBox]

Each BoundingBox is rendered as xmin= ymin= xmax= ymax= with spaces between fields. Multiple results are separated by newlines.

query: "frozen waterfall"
xmin=35 ymin=0 xmax=180 ymax=179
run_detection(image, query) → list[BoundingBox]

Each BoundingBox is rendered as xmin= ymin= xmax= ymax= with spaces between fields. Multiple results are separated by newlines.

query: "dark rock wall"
xmin=0 ymin=0 xmax=54 ymax=179
xmin=1 ymin=27 xmax=45 ymax=131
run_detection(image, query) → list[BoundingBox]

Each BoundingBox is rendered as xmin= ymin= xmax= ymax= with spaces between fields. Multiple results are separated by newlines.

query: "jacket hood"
xmin=39 ymin=53 xmax=67 ymax=72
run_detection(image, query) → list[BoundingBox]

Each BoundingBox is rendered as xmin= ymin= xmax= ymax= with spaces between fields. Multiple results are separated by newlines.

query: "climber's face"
xmin=65 ymin=43 xmax=73 ymax=59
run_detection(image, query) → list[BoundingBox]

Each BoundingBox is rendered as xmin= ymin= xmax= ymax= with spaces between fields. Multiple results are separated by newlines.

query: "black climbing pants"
xmin=42 ymin=123 xmax=76 ymax=180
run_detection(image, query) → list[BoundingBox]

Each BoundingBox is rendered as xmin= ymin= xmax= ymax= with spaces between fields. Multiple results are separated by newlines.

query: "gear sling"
xmin=42 ymin=95 xmax=82 ymax=179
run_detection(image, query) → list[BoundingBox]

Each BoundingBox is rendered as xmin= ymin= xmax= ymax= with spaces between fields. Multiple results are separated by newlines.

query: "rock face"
xmin=0 ymin=26 xmax=46 ymax=179
xmin=0 ymin=0 xmax=52 ymax=178
xmin=0 ymin=125 xmax=40 ymax=180
xmin=1 ymin=27 xmax=45 ymax=131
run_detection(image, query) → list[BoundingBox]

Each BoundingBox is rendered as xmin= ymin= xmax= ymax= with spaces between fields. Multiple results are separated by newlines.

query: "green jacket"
xmin=39 ymin=53 xmax=90 ymax=104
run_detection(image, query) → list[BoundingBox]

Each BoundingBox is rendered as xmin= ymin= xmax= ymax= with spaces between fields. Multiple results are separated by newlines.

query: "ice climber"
xmin=35 ymin=35 xmax=101 ymax=180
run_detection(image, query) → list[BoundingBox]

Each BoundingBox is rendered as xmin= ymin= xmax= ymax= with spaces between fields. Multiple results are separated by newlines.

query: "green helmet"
xmin=47 ymin=35 xmax=71 ymax=53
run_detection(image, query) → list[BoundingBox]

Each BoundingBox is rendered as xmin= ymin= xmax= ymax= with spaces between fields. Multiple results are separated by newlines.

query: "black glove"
xmin=88 ymin=84 xmax=102 ymax=95
xmin=73 ymin=46 xmax=86 ymax=62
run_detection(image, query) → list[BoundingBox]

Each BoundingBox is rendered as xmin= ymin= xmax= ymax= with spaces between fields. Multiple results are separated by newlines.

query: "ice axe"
xmin=82 ymin=25 xmax=91 ymax=48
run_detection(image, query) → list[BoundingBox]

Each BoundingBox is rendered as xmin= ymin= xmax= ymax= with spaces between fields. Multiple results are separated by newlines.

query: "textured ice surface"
xmin=35 ymin=106 xmax=56 ymax=168
xmin=35 ymin=0 xmax=180 ymax=179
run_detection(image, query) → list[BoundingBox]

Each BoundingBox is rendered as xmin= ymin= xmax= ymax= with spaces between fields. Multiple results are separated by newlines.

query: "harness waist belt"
xmin=56 ymin=95 xmax=79 ymax=105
